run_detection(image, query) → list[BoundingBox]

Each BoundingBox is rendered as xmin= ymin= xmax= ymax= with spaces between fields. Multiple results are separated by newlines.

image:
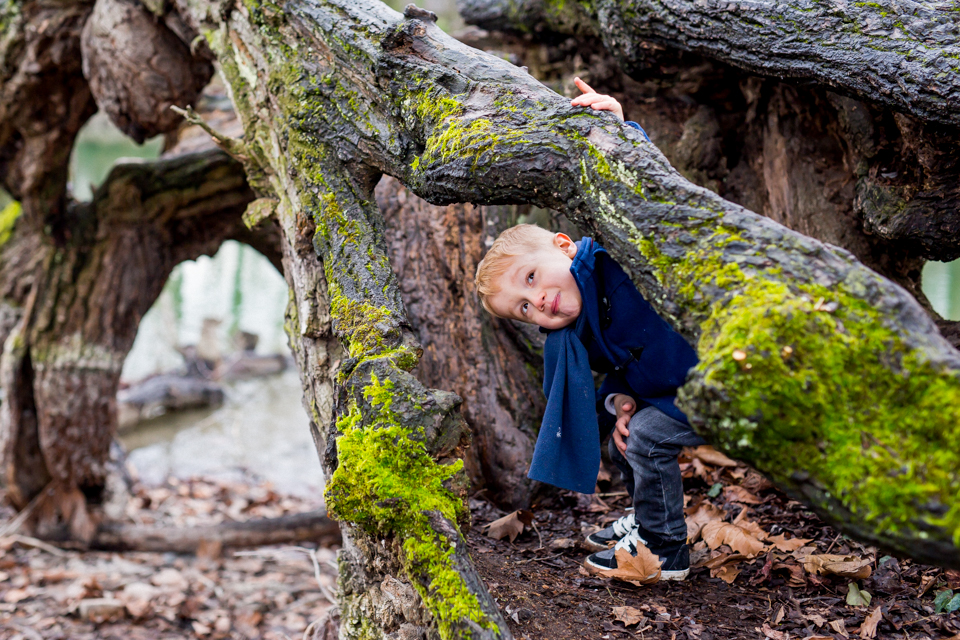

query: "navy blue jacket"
xmin=527 ymin=238 xmax=698 ymax=493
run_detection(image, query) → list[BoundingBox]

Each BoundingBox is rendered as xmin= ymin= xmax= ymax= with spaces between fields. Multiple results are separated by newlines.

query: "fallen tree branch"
xmin=86 ymin=509 xmax=340 ymax=553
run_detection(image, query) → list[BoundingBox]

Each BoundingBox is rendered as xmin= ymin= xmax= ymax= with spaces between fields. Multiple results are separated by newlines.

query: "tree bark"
xmin=376 ymin=176 xmax=545 ymax=509
xmin=167 ymin=0 xmax=959 ymax=577
xmin=457 ymin=0 xmax=960 ymax=128
xmin=0 ymin=148 xmax=267 ymax=538
xmin=458 ymin=1 xmax=960 ymax=265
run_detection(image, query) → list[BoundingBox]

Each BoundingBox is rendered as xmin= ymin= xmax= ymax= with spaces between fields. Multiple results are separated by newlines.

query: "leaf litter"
xmin=0 ymin=473 xmax=337 ymax=640
xmin=468 ymin=445 xmax=960 ymax=640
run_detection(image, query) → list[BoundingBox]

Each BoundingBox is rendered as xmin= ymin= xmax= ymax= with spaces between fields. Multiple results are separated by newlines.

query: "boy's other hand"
xmin=571 ymin=77 xmax=625 ymax=121
xmin=612 ymin=394 xmax=637 ymax=454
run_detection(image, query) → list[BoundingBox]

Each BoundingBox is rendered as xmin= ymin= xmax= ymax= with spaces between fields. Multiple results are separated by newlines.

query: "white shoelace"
xmin=610 ymin=512 xmax=636 ymax=537
xmin=614 ymin=526 xmax=648 ymax=553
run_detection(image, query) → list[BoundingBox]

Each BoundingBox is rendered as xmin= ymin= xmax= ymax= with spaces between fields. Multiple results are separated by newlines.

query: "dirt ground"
xmin=0 ymin=449 xmax=958 ymax=640
xmin=468 ymin=448 xmax=960 ymax=640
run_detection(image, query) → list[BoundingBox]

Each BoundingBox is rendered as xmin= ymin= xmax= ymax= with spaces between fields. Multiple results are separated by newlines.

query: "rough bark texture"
xmin=166 ymin=0 xmax=959 ymax=580
xmin=81 ymin=0 xmax=214 ymax=143
xmin=377 ymin=176 xmax=545 ymax=509
xmin=0 ymin=149 xmax=267 ymax=537
xmin=0 ymin=0 xmax=96 ymax=226
xmin=458 ymin=1 xmax=960 ymax=266
xmin=458 ymin=0 xmax=960 ymax=127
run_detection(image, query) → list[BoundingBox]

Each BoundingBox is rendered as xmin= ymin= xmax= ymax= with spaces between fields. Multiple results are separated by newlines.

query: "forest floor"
xmin=0 ymin=475 xmax=336 ymax=640
xmin=469 ymin=447 xmax=960 ymax=640
xmin=0 ymin=448 xmax=958 ymax=639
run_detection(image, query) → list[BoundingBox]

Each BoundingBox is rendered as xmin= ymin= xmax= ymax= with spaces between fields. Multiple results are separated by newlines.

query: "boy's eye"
xmin=521 ymin=302 xmax=529 ymax=316
xmin=526 ymin=271 xmax=534 ymax=284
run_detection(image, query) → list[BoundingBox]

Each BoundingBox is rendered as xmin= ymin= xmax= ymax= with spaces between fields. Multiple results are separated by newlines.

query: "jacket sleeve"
xmin=624 ymin=120 xmax=651 ymax=143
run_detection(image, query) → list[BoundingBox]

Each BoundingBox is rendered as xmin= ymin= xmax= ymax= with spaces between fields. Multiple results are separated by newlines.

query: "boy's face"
xmin=487 ymin=233 xmax=582 ymax=330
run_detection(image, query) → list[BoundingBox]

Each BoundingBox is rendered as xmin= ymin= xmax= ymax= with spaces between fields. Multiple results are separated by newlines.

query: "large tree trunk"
xmin=377 ymin=176 xmax=545 ymax=509
xmin=0 ymin=0 xmax=269 ymax=538
xmin=0 ymin=149 xmax=271 ymax=537
xmin=3 ymin=0 xmax=960 ymax=637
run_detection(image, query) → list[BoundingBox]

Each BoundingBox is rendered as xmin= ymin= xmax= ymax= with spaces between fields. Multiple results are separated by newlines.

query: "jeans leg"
xmin=607 ymin=436 xmax=636 ymax=500
xmin=622 ymin=407 xmax=705 ymax=545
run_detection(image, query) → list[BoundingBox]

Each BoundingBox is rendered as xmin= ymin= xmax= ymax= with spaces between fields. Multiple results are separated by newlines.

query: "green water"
xmin=70 ymin=113 xmax=164 ymax=201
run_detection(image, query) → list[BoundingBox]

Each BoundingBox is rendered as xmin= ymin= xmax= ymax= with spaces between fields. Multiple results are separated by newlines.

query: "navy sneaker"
xmin=583 ymin=510 xmax=636 ymax=552
xmin=584 ymin=528 xmax=690 ymax=581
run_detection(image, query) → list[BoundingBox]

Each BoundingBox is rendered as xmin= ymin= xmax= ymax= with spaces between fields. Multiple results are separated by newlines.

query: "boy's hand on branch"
xmin=571 ymin=77 xmax=625 ymax=121
xmin=612 ymin=394 xmax=637 ymax=454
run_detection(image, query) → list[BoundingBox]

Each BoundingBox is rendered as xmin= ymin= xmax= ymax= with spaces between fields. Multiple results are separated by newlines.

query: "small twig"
xmin=595 ymin=491 xmax=629 ymax=498
xmin=824 ymin=532 xmax=843 ymax=554
xmin=0 ymin=483 xmax=49 ymax=537
xmin=169 ymin=105 xmax=248 ymax=160
xmin=513 ymin=552 xmax=562 ymax=565
xmin=531 ymin=520 xmax=543 ymax=550
xmin=295 ymin=546 xmax=337 ymax=604
xmin=5 ymin=534 xmax=69 ymax=557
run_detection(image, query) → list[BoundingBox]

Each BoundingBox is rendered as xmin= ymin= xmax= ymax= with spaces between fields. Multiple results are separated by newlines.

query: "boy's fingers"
xmin=590 ymin=100 xmax=618 ymax=111
xmin=571 ymin=93 xmax=607 ymax=106
xmin=574 ymin=76 xmax=595 ymax=94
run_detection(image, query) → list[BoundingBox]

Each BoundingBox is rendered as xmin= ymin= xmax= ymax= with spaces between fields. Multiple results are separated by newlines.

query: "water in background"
xmin=72 ymin=114 xmax=320 ymax=494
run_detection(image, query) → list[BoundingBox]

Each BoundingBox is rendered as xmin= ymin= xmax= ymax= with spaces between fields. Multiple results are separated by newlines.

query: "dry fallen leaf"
xmin=703 ymin=551 xmax=746 ymax=570
xmin=483 ymin=510 xmax=534 ymax=543
xmin=768 ymin=534 xmax=812 ymax=552
xmin=685 ymin=501 xmax=726 ymax=543
xmin=548 ymin=537 xmax=576 ymax=550
xmin=760 ymin=622 xmax=787 ymax=640
xmin=859 ymin=606 xmax=882 ymax=639
xmin=596 ymin=546 xmax=662 ymax=585
xmin=713 ymin=564 xmax=741 ymax=584
xmin=828 ymin=619 xmax=849 ymax=638
xmin=3 ymin=587 xmax=31 ymax=604
xmin=701 ymin=513 xmax=766 ymax=558
xmin=802 ymin=554 xmax=872 ymax=580
xmin=723 ymin=485 xmax=761 ymax=504
xmin=612 ymin=605 xmax=645 ymax=626
xmin=685 ymin=445 xmax=738 ymax=467
xmin=805 ymin=613 xmax=828 ymax=628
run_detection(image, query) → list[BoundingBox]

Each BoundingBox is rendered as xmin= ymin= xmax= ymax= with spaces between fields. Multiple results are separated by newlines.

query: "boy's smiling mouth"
xmin=552 ymin=292 xmax=560 ymax=315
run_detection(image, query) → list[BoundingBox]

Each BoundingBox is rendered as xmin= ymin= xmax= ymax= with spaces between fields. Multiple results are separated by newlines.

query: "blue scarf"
xmin=527 ymin=240 xmax=604 ymax=494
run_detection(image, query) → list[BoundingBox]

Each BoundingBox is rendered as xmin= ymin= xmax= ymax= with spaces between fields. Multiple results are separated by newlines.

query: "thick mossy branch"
xmin=458 ymin=0 xmax=960 ymax=127
xmin=644 ymin=229 xmax=960 ymax=556
xmin=179 ymin=0 xmax=960 ymax=576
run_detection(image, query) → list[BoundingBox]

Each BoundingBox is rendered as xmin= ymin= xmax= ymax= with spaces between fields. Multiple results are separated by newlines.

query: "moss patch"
xmin=0 ymin=200 xmax=21 ymax=246
xmin=640 ymin=229 xmax=960 ymax=543
xmin=326 ymin=375 xmax=493 ymax=639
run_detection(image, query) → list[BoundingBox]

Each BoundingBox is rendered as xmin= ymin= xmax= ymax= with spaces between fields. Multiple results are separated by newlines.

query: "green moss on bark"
xmin=639 ymin=229 xmax=960 ymax=543
xmin=326 ymin=375 xmax=494 ymax=639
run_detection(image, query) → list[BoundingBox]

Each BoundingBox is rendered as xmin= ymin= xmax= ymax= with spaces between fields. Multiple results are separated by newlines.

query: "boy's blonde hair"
xmin=475 ymin=224 xmax=556 ymax=315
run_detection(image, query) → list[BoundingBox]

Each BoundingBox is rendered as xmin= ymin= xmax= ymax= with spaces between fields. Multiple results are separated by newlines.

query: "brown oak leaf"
xmin=597 ymin=546 xmax=662 ymax=585
xmin=483 ymin=510 xmax=534 ymax=543
xmin=802 ymin=554 xmax=872 ymax=580
xmin=612 ymin=605 xmax=645 ymax=626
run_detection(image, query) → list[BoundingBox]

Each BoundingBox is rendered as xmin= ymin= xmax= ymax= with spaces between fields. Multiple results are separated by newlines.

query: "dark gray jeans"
xmin=608 ymin=406 xmax=705 ymax=546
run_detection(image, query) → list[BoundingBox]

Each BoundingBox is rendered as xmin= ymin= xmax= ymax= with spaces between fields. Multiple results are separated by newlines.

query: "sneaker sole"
xmin=582 ymin=555 xmax=616 ymax=574
xmin=582 ymin=559 xmax=690 ymax=582
xmin=582 ymin=537 xmax=615 ymax=553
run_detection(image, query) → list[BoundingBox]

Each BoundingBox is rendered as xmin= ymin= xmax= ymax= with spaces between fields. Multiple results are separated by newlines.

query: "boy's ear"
xmin=554 ymin=233 xmax=577 ymax=258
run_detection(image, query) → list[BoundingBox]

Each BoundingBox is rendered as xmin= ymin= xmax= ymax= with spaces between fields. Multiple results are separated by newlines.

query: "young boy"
xmin=473 ymin=81 xmax=702 ymax=580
